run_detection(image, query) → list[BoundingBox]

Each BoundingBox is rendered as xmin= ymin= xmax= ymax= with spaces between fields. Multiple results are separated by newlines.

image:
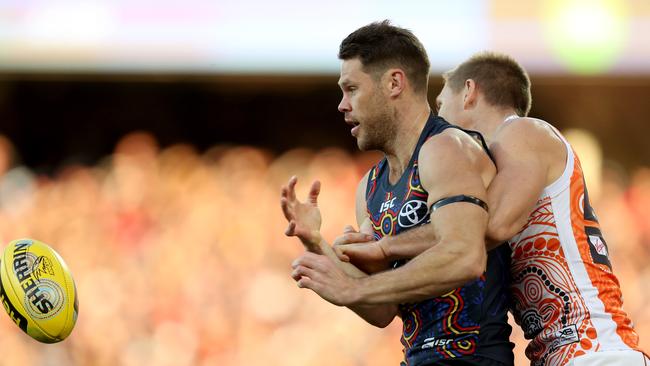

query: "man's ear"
xmin=386 ymin=68 xmax=407 ymax=98
xmin=462 ymin=79 xmax=478 ymax=110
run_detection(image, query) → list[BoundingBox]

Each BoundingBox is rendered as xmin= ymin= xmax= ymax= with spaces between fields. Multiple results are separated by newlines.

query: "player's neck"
xmin=466 ymin=107 xmax=518 ymax=144
xmin=384 ymin=102 xmax=431 ymax=183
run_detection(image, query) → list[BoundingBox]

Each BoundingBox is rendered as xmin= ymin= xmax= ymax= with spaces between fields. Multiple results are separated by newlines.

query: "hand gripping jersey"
xmin=507 ymin=123 xmax=642 ymax=366
xmin=365 ymin=114 xmax=514 ymax=366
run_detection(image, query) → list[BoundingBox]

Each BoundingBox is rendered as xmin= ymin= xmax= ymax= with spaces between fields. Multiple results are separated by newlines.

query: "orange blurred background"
xmin=0 ymin=129 xmax=646 ymax=365
xmin=0 ymin=0 xmax=649 ymax=364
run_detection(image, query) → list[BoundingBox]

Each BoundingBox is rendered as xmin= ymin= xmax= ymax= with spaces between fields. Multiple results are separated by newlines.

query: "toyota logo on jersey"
xmin=398 ymin=199 xmax=428 ymax=228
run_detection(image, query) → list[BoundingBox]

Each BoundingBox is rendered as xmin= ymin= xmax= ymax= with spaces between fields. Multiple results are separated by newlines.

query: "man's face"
xmin=338 ymin=58 xmax=394 ymax=151
xmin=436 ymin=83 xmax=467 ymax=127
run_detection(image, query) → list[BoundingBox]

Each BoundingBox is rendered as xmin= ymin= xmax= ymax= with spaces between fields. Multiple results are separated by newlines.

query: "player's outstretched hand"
xmin=333 ymin=225 xmax=390 ymax=274
xmin=280 ymin=176 xmax=323 ymax=253
xmin=291 ymin=251 xmax=360 ymax=306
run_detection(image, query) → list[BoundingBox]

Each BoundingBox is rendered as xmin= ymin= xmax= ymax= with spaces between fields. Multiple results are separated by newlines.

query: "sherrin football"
xmin=0 ymin=238 xmax=78 ymax=343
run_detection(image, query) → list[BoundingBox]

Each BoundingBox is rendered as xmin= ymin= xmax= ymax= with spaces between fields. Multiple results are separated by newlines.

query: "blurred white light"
xmin=557 ymin=0 xmax=622 ymax=47
xmin=542 ymin=0 xmax=628 ymax=74
xmin=22 ymin=1 xmax=113 ymax=47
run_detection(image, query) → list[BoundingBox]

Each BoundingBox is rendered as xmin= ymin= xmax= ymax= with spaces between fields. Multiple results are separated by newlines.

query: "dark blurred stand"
xmin=0 ymin=73 xmax=648 ymax=174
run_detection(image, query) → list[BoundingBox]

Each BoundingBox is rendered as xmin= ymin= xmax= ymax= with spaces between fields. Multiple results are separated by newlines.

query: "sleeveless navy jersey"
xmin=365 ymin=114 xmax=514 ymax=366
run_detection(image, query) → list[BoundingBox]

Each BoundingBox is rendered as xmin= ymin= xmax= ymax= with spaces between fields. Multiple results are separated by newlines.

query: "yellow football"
xmin=0 ymin=238 xmax=78 ymax=343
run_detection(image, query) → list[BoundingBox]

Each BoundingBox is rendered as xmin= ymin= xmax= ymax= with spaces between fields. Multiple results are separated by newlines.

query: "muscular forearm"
xmin=379 ymin=224 xmax=439 ymax=260
xmin=351 ymin=238 xmax=486 ymax=305
xmin=311 ymin=239 xmax=399 ymax=327
xmin=380 ymin=223 xmax=506 ymax=258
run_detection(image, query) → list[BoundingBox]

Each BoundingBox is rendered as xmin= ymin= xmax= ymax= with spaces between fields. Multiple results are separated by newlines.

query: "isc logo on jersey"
xmin=422 ymin=337 xmax=453 ymax=349
xmin=0 ymin=238 xmax=78 ymax=343
xmin=380 ymin=197 xmax=396 ymax=213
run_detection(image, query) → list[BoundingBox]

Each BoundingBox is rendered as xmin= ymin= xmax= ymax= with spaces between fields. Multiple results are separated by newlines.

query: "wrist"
xmin=313 ymin=237 xmax=329 ymax=255
xmin=300 ymin=231 xmax=324 ymax=253
xmin=377 ymin=238 xmax=391 ymax=261
xmin=346 ymin=277 xmax=367 ymax=306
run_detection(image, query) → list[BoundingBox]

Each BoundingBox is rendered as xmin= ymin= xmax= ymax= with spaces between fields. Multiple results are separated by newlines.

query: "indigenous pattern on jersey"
xmin=508 ymin=124 xmax=641 ymax=366
xmin=365 ymin=114 xmax=513 ymax=366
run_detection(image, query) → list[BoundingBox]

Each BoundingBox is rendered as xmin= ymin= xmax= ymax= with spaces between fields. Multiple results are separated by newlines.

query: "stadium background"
xmin=0 ymin=0 xmax=649 ymax=365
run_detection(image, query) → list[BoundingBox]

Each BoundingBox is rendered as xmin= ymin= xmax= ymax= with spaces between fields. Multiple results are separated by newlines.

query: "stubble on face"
xmin=355 ymin=80 xmax=397 ymax=152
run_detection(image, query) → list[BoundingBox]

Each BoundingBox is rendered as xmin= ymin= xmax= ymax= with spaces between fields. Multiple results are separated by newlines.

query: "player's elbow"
xmin=359 ymin=308 xmax=397 ymax=328
xmin=487 ymin=215 xmax=524 ymax=242
xmin=459 ymin=241 xmax=487 ymax=281
xmin=487 ymin=225 xmax=514 ymax=243
xmin=468 ymin=254 xmax=487 ymax=281
xmin=368 ymin=316 xmax=394 ymax=328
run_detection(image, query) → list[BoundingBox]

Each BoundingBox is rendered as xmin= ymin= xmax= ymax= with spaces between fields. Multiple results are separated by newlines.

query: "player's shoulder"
xmin=419 ymin=127 xmax=487 ymax=170
xmin=424 ymin=127 xmax=479 ymax=152
xmin=495 ymin=116 xmax=561 ymax=144
xmin=493 ymin=116 xmax=566 ymax=161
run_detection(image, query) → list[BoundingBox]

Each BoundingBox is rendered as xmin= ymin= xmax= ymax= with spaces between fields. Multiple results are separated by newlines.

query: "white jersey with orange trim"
xmin=507 ymin=124 xmax=641 ymax=366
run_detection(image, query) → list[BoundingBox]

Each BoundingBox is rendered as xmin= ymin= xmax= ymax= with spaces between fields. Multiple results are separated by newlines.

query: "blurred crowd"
xmin=0 ymin=131 xmax=647 ymax=366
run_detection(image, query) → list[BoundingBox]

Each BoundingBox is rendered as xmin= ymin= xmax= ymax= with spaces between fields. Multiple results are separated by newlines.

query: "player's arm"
xmin=335 ymin=177 xmax=443 ymax=267
xmin=295 ymin=130 xmax=493 ymax=305
xmin=297 ymin=245 xmax=398 ymax=328
xmin=281 ymin=175 xmax=398 ymax=327
xmin=331 ymin=171 xmax=396 ymax=274
xmin=370 ymin=219 xmax=440 ymax=261
xmin=343 ymin=172 xmax=399 ymax=326
xmin=336 ymin=133 xmax=486 ymax=267
xmin=485 ymin=119 xmax=565 ymax=246
xmin=336 ymin=211 xmax=442 ymax=267
xmin=351 ymin=131 xmax=491 ymax=304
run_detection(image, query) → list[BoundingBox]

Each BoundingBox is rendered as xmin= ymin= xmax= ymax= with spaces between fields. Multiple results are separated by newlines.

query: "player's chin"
xmin=356 ymin=137 xmax=375 ymax=152
xmin=354 ymin=133 xmax=367 ymax=150
xmin=355 ymin=139 xmax=369 ymax=151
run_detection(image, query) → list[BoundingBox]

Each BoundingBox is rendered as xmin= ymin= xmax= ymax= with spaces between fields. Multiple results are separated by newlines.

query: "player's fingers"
xmin=285 ymin=221 xmax=296 ymax=236
xmin=296 ymin=274 xmax=324 ymax=294
xmin=339 ymin=244 xmax=354 ymax=255
xmin=296 ymin=276 xmax=313 ymax=289
xmin=333 ymin=232 xmax=374 ymax=246
xmin=288 ymin=175 xmax=298 ymax=201
xmin=339 ymin=244 xmax=368 ymax=260
xmin=281 ymin=198 xmax=293 ymax=220
xmin=333 ymin=245 xmax=350 ymax=262
xmin=308 ymin=180 xmax=321 ymax=206
xmin=281 ymin=184 xmax=288 ymax=199
xmin=292 ymin=265 xmax=316 ymax=282
xmin=332 ymin=234 xmax=346 ymax=247
xmin=292 ymin=251 xmax=324 ymax=270
xmin=353 ymin=232 xmax=375 ymax=242
xmin=343 ymin=225 xmax=357 ymax=234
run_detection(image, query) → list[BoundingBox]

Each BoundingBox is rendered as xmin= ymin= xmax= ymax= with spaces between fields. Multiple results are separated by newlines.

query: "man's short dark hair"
xmin=338 ymin=20 xmax=430 ymax=95
xmin=443 ymin=52 xmax=532 ymax=116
